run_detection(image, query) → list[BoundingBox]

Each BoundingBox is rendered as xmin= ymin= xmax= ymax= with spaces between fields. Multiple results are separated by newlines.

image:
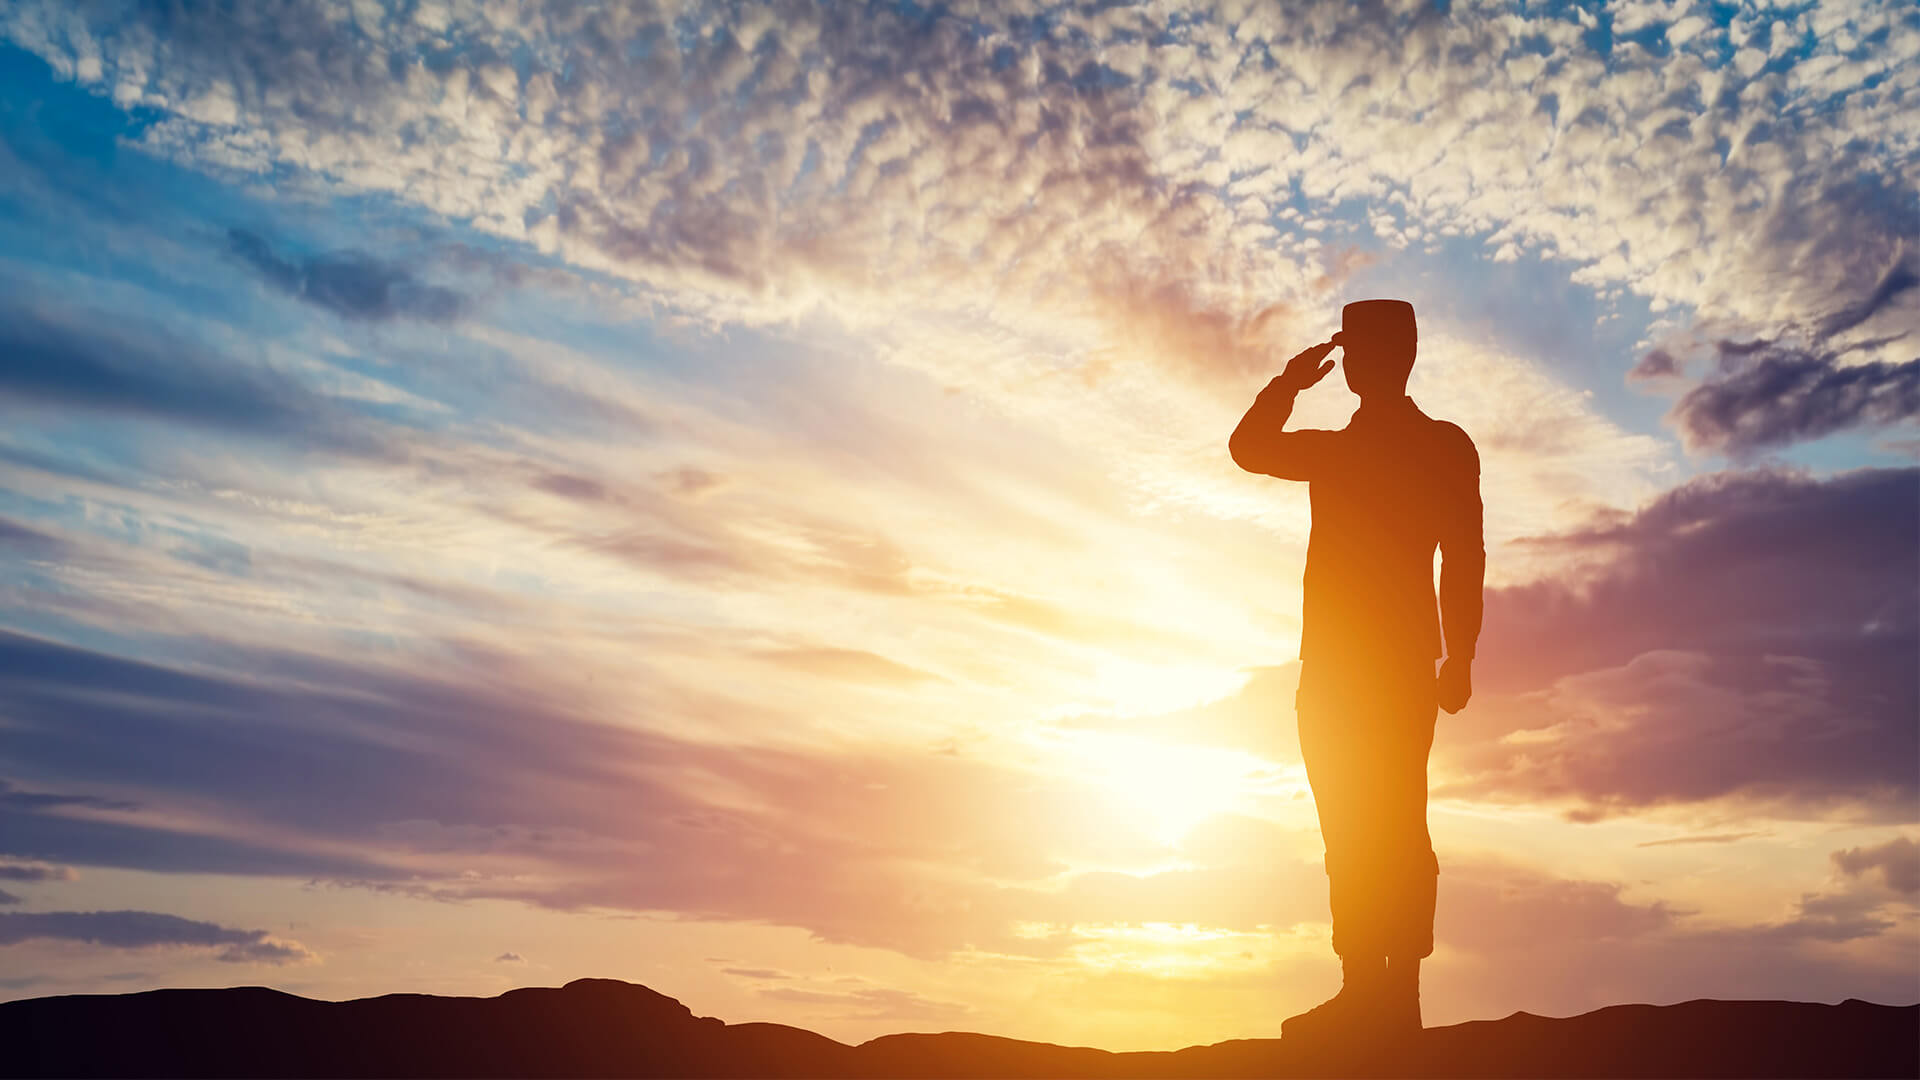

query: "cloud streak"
xmin=0 ymin=294 xmax=394 ymax=458
xmin=0 ymin=910 xmax=313 ymax=963
xmin=0 ymin=862 xmax=76 ymax=883
xmin=226 ymin=227 xmax=465 ymax=322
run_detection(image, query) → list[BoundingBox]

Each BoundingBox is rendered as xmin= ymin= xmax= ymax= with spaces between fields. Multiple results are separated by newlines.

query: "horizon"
xmin=6 ymin=980 xmax=1912 ymax=1079
xmin=0 ymin=0 xmax=1915 ymax=1055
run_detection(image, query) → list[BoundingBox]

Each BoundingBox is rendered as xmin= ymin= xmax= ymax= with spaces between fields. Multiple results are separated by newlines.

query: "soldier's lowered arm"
xmin=1436 ymin=430 xmax=1485 ymax=713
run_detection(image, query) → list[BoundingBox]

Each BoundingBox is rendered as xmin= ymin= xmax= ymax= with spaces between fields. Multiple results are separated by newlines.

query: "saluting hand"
xmin=1274 ymin=341 xmax=1338 ymax=393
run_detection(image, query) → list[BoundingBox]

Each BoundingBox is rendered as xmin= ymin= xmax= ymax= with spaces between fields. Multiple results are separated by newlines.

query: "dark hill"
xmin=2 ymin=977 xmax=1913 ymax=1078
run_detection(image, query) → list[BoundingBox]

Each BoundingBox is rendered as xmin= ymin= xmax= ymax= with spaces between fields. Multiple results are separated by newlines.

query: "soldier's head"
xmin=1331 ymin=299 xmax=1417 ymax=401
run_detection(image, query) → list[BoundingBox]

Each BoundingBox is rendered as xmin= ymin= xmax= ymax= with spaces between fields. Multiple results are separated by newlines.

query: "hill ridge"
xmin=3 ymin=976 xmax=1913 ymax=1078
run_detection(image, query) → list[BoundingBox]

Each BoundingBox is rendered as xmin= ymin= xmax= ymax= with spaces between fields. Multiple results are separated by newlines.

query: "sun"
xmin=1052 ymin=729 xmax=1264 ymax=849
xmin=1080 ymin=657 xmax=1252 ymax=719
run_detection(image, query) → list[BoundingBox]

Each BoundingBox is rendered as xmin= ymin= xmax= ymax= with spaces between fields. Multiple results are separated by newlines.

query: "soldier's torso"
xmin=1301 ymin=398 xmax=1462 ymax=666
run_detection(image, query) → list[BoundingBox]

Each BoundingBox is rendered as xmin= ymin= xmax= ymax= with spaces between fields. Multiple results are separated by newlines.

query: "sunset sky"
xmin=1 ymin=0 xmax=1915 ymax=1051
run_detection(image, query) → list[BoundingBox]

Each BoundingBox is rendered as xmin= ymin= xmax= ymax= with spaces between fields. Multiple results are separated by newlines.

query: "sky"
xmin=0 ymin=0 xmax=1916 ymax=1052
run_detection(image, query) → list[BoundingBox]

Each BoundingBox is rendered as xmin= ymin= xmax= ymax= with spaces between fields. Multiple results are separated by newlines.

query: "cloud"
xmin=1666 ymin=340 xmax=1920 ymax=454
xmin=1 ymin=301 xmax=309 ymax=431
xmin=752 ymin=647 xmax=945 ymax=686
xmin=0 ymin=910 xmax=314 ymax=963
xmin=0 ymin=797 xmax=402 ymax=881
xmin=1635 ymin=832 xmax=1765 ymax=848
xmin=494 ymin=951 xmax=524 ymax=963
xmin=757 ymin=982 xmax=972 ymax=1023
xmin=226 ymin=227 xmax=465 ymax=322
xmin=8 ymin=0 xmax=1909 ymax=417
xmin=0 ymin=861 xmax=77 ymax=882
xmin=0 ymin=627 xmax=1268 ymax=958
xmin=0 ymin=627 xmax=685 ymax=855
xmin=0 ymin=611 xmax=1907 ymax=1006
xmin=0 ymin=890 xmax=18 ymax=905
xmin=1053 ymin=663 xmax=1302 ymax=764
xmin=1436 ymin=856 xmax=1680 ymax=956
xmin=1427 ymin=854 xmax=1918 ymax=1017
xmin=0 ymin=1 xmax=1914 ymax=1014
xmin=0 ymin=517 xmax=66 ymax=558
xmin=1755 ymin=890 xmax=1899 ymax=944
xmin=1438 ymin=650 xmax=1917 ymax=822
xmin=0 ymin=295 xmax=390 ymax=456
xmin=1821 ymin=260 xmax=1920 ymax=340
xmin=1446 ymin=466 xmax=1917 ymax=821
xmin=0 ymin=779 xmax=136 ymax=814
xmin=1832 ymin=837 xmax=1920 ymax=896
xmin=530 ymin=472 xmax=609 ymax=502
xmin=1480 ymin=466 xmax=1917 ymax=690
xmin=1626 ymin=347 xmax=1680 ymax=385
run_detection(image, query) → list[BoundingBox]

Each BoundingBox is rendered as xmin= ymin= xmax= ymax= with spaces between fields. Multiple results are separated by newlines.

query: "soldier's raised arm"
xmin=1229 ymin=341 xmax=1341 ymax=481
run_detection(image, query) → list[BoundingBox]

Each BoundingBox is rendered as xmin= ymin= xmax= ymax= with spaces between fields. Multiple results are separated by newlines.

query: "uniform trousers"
xmin=1295 ymin=655 xmax=1440 ymax=960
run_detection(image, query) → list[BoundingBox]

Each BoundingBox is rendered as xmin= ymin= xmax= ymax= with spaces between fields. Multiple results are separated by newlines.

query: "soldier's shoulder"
xmin=1429 ymin=416 xmax=1474 ymax=441
xmin=1426 ymin=416 xmax=1480 ymax=461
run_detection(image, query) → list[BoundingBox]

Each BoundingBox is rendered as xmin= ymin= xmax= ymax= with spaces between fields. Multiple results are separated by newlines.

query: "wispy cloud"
xmin=0 ymin=910 xmax=314 ymax=964
xmin=0 ymin=293 xmax=395 ymax=459
xmin=226 ymin=227 xmax=465 ymax=323
xmin=0 ymin=862 xmax=77 ymax=882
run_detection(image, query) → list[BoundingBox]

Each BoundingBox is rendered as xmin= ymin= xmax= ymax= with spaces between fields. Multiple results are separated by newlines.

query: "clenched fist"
xmin=1437 ymin=655 xmax=1472 ymax=714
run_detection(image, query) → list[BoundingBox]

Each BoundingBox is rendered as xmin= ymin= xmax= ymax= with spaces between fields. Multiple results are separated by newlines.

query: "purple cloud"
xmin=0 ymin=910 xmax=312 ymax=964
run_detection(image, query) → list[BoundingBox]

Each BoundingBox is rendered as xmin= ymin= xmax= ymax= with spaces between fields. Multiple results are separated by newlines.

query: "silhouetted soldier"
xmin=1228 ymin=299 xmax=1484 ymax=1041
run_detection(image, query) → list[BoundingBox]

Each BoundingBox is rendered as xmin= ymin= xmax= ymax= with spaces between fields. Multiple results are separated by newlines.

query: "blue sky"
xmin=0 ymin=0 xmax=1915 ymax=1049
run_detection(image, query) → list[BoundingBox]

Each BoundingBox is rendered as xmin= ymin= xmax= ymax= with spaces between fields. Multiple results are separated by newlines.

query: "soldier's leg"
xmin=1296 ymin=663 xmax=1391 ymax=960
xmin=1288 ymin=663 xmax=1395 ymax=1042
xmin=1378 ymin=661 xmax=1439 ymax=961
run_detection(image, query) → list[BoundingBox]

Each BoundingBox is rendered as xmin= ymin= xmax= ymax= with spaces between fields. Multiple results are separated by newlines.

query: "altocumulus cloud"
xmin=0 ymin=910 xmax=314 ymax=964
xmin=2 ymin=0 xmax=1913 ymax=446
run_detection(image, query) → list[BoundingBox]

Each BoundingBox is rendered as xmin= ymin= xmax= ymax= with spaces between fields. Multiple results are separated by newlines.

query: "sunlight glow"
xmin=1051 ymin=730 xmax=1264 ymax=846
xmin=1081 ymin=658 xmax=1251 ymax=718
xmin=1061 ymin=922 xmax=1279 ymax=978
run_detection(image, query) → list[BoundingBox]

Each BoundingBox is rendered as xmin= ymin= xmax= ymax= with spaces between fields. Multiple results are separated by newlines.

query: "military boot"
xmin=1281 ymin=954 xmax=1383 ymax=1043
xmin=1379 ymin=955 xmax=1423 ymax=1040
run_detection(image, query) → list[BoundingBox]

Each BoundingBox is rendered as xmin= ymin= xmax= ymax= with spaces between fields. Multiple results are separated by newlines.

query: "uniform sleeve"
xmin=1438 ymin=424 xmax=1485 ymax=659
xmin=1228 ymin=379 xmax=1340 ymax=482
